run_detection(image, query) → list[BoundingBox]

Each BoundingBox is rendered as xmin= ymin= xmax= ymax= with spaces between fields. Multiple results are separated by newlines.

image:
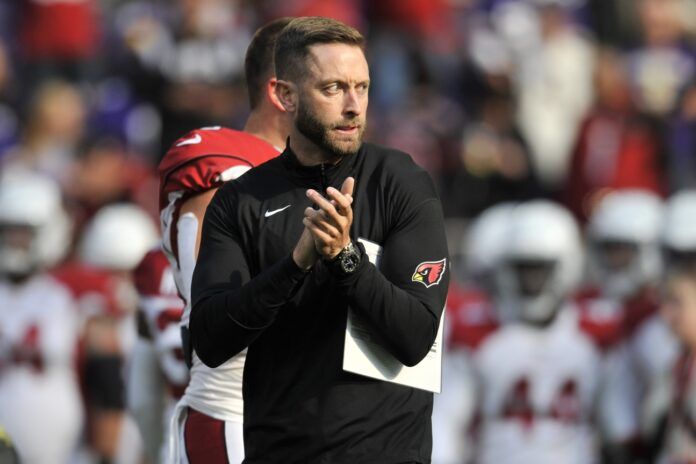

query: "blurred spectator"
xmin=514 ymin=0 xmax=595 ymax=192
xmin=87 ymin=77 xmax=163 ymax=165
xmin=667 ymin=80 xmax=696 ymax=191
xmin=0 ymin=39 xmax=18 ymax=159
xmin=117 ymin=0 xmax=252 ymax=150
xmin=564 ymin=48 xmax=665 ymax=222
xmin=64 ymin=136 xmax=159 ymax=238
xmin=587 ymin=0 xmax=641 ymax=46
xmin=18 ymin=0 xmax=102 ymax=87
xmin=447 ymin=63 xmax=539 ymax=216
xmin=2 ymin=79 xmax=86 ymax=184
xmin=261 ymin=0 xmax=363 ymax=29
xmin=377 ymin=83 xmax=465 ymax=199
xmin=628 ymin=0 xmax=694 ymax=118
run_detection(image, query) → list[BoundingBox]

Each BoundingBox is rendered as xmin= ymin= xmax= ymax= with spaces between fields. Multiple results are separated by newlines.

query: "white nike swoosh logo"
xmin=264 ymin=205 xmax=291 ymax=217
xmin=176 ymin=134 xmax=202 ymax=146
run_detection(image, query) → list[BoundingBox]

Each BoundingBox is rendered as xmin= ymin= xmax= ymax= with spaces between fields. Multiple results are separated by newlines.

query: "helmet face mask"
xmin=0 ymin=171 xmax=72 ymax=280
xmin=495 ymin=201 xmax=582 ymax=325
xmin=0 ymin=223 xmax=39 ymax=278
xmin=512 ymin=259 xmax=557 ymax=297
xmin=589 ymin=239 xmax=661 ymax=300
xmin=588 ymin=190 xmax=664 ymax=300
xmin=596 ymin=240 xmax=638 ymax=272
xmin=591 ymin=239 xmax=647 ymax=299
xmin=501 ymin=257 xmax=564 ymax=324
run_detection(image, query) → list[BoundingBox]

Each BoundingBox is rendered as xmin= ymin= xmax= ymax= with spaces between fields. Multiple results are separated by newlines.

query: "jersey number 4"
xmin=501 ymin=376 xmax=582 ymax=428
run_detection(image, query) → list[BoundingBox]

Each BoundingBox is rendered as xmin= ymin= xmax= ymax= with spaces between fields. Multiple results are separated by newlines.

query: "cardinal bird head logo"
xmin=412 ymin=258 xmax=447 ymax=288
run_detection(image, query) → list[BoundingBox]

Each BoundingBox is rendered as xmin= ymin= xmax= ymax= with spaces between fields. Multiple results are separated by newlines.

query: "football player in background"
xmin=432 ymin=202 xmax=516 ymax=464
xmin=130 ymin=248 xmax=186 ymax=463
xmin=156 ymin=18 xmax=293 ymax=463
xmin=0 ymin=170 xmax=83 ymax=464
xmin=461 ymin=201 xmax=623 ymax=463
xmin=56 ymin=203 xmax=159 ymax=463
xmin=584 ymin=190 xmax=679 ymax=460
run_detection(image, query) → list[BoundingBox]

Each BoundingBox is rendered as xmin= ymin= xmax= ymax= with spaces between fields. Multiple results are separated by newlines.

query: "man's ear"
xmin=274 ymin=78 xmax=297 ymax=113
xmin=266 ymin=78 xmax=287 ymax=113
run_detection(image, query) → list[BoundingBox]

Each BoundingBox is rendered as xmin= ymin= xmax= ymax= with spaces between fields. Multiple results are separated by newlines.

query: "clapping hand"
xmin=303 ymin=177 xmax=354 ymax=260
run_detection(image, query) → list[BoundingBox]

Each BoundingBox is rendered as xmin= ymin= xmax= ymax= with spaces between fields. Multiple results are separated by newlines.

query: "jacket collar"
xmin=279 ymin=139 xmax=362 ymax=188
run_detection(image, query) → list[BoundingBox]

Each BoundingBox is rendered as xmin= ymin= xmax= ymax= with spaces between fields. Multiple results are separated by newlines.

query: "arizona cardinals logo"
xmin=412 ymin=258 xmax=447 ymax=288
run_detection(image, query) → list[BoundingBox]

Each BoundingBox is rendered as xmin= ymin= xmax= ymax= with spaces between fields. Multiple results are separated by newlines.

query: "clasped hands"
xmin=293 ymin=177 xmax=354 ymax=270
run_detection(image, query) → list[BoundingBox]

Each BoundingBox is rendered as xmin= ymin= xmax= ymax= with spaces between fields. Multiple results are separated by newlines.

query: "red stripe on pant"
xmin=184 ymin=407 xmax=230 ymax=463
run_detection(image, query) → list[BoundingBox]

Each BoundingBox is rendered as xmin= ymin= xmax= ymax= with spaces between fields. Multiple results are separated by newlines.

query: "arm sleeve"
xmin=189 ymin=187 xmax=309 ymax=367
xmin=331 ymin=195 xmax=450 ymax=367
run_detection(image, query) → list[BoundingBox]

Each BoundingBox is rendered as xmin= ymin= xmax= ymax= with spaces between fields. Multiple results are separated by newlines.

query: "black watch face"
xmin=341 ymin=253 xmax=359 ymax=273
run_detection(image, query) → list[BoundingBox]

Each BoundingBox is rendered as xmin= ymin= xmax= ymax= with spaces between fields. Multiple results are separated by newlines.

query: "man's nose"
xmin=343 ymin=88 xmax=362 ymax=116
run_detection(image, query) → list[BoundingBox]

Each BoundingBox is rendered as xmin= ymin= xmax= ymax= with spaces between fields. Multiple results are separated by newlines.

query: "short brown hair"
xmin=274 ymin=17 xmax=365 ymax=81
xmin=245 ymin=17 xmax=293 ymax=109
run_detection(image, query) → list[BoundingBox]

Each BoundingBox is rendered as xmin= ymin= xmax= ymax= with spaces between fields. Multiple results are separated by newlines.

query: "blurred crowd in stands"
xmin=1 ymin=0 xmax=696 ymax=463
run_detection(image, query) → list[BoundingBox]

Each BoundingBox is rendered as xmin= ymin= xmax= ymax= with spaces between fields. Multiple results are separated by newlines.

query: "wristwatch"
xmin=327 ymin=241 xmax=361 ymax=275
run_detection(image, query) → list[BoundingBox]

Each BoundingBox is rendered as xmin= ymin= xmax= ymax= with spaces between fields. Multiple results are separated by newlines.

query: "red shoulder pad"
xmin=133 ymin=248 xmax=177 ymax=297
xmin=52 ymin=262 xmax=128 ymax=318
xmin=573 ymin=286 xmax=602 ymax=301
xmin=622 ymin=289 xmax=660 ymax=338
xmin=158 ymin=127 xmax=279 ymax=209
xmin=133 ymin=248 xmax=183 ymax=329
xmin=446 ymin=283 xmax=499 ymax=350
xmin=575 ymin=295 xmax=624 ymax=350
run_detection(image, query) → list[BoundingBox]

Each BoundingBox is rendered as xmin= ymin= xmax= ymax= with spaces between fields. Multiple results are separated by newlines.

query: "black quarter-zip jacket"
xmin=191 ymin=141 xmax=449 ymax=464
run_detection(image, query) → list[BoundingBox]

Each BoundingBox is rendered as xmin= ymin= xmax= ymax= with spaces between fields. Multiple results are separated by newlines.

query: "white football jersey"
xmin=629 ymin=314 xmax=680 ymax=438
xmin=596 ymin=295 xmax=680 ymax=441
xmin=162 ymin=205 xmax=244 ymax=423
xmin=471 ymin=306 xmax=608 ymax=464
xmin=0 ymin=275 xmax=84 ymax=464
xmin=157 ymin=127 xmax=280 ymax=428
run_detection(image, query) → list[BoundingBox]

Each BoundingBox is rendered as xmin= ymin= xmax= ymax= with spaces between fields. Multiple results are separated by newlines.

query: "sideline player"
xmin=0 ymin=170 xmax=82 ymax=464
xmin=57 ymin=203 xmax=159 ymax=463
xmin=462 ymin=201 xmax=622 ymax=463
xmin=583 ymin=190 xmax=679 ymax=457
xmin=157 ymin=18 xmax=293 ymax=463
xmin=432 ymin=202 xmax=516 ymax=464
xmin=130 ymin=247 xmax=186 ymax=463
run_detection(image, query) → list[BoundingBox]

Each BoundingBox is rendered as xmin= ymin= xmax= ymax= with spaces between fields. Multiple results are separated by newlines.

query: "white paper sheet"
xmin=342 ymin=238 xmax=444 ymax=393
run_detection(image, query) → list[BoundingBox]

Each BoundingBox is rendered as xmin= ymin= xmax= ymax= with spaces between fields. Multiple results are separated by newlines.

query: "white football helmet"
xmin=663 ymin=190 xmax=696 ymax=268
xmin=587 ymin=190 xmax=663 ymax=299
xmin=79 ymin=204 xmax=159 ymax=272
xmin=0 ymin=169 xmax=71 ymax=277
xmin=497 ymin=201 xmax=583 ymax=324
xmin=463 ymin=202 xmax=516 ymax=289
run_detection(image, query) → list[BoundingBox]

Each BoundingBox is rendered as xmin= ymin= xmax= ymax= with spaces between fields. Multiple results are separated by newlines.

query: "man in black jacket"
xmin=191 ymin=16 xmax=449 ymax=463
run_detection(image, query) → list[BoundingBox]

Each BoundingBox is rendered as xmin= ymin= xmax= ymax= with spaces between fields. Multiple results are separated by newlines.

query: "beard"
xmin=296 ymin=101 xmax=365 ymax=158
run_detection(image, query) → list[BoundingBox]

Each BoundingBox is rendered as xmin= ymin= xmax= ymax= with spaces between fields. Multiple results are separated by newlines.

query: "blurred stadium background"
xmin=1 ymin=0 xmax=696 ymax=463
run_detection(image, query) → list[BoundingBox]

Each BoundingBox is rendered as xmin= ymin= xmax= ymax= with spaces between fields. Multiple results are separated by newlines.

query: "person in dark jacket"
xmin=191 ymin=16 xmax=449 ymax=464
